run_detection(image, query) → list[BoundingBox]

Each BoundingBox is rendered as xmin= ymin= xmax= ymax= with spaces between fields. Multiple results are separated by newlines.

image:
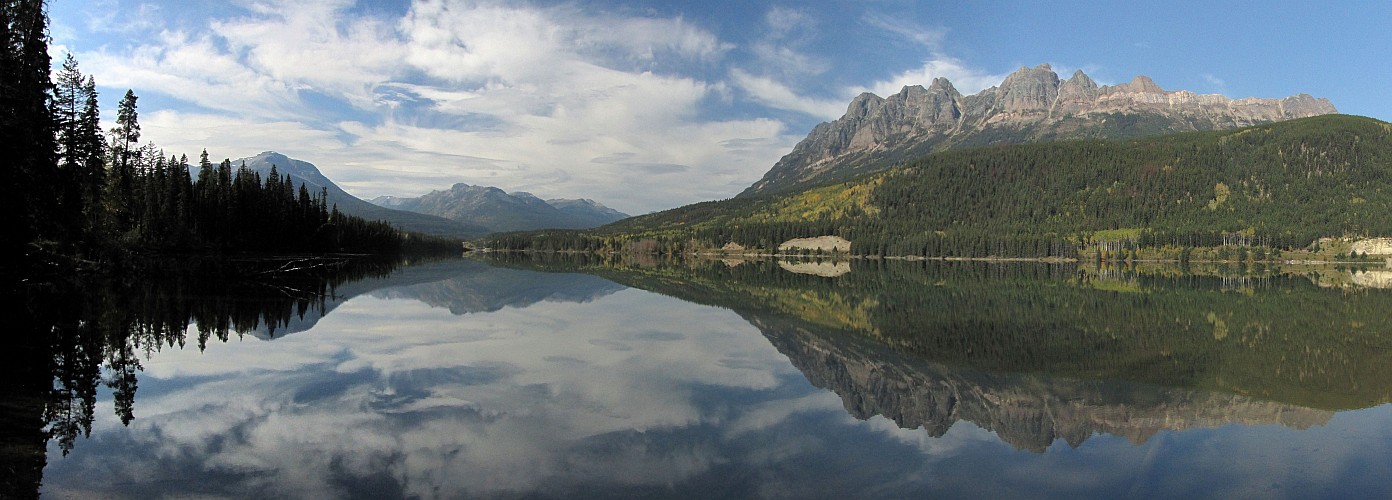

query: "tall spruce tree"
xmin=77 ymin=76 xmax=105 ymax=244
xmin=1 ymin=0 xmax=58 ymax=268
xmin=50 ymin=53 xmax=90 ymax=243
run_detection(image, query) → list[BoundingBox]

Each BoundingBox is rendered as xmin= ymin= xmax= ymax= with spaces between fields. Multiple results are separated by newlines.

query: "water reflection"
xmin=16 ymin=256 xmax=1392 ymax=497
xmin=754 ymin=312 xmax=1332 ymax=452
xmin=547 ymin=258 xmax=1392 ymax=413
xmin=37 ymin=263 xmax=817 ymax=498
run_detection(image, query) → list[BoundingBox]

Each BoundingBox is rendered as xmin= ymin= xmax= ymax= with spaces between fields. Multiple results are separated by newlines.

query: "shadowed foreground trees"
xmin=2 ymin=1 xmax=457 ymax=284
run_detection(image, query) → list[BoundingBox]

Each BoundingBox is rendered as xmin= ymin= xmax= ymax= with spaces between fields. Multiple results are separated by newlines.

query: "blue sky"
xmin=48 ymin=0 xmax=1392 ymax=214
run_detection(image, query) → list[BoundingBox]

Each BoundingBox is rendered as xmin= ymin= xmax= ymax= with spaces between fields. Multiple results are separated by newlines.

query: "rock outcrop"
xmin=742 ymin=64 xmax=1338 ymax=196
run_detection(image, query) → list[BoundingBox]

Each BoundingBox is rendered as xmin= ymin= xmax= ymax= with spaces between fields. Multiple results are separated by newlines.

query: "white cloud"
xmin=211 ymin=0 xmax=407 ymax=108
xmin=59 ymin=0 xmax=797 ymax=213
xmin=57 ymin=0 xmax=1034 ymax=214
xmin=79 ymin=29 xmax=309 ymax=120
xmin=57 ymin=285 xmax=822 ymax=498
xmin=333 ymin=107 xmax=789 ymax=213
xmin=724 ymin=6 xmax=844 ymax=122
xmin=81 ymin=0 xmax=163 ymax=35
xmin=752 ymin=6 xmax=827 ymax=77
xmin=731 ymin=69 xmax=847 ymax=120
xmin=862 ymin=12 xmax=946 ymax=48
xmin=139 ymin=110 xmax=344 ymax=161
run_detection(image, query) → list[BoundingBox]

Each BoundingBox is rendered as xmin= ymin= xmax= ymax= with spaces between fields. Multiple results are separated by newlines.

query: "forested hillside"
xmin=484 ymin=115 xmax=1392 ymax=257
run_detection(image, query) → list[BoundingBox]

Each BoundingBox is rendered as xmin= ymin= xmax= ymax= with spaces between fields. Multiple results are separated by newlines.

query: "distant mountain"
xmin=370 ymin=183 xmax=629 ymax=233
xmin=546 ymin=198 xmax=630 ymax=228
xmin=743 ymin=64 xmax=1338 ymax=196
xmin=235 ymin=152 xmax=488 ymax=239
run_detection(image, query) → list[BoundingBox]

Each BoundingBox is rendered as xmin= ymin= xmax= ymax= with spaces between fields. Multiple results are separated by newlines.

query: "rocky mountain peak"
xmin=741 ymin=64 xmax=1339 ymax=197
xmin=998 ymin=64 xmax=1062 ymax=114
xmin=1056 ymin=69 xmax=1101 ymax=107
xmin=896 ymin=84 xmax=928 ymax=100
xmin=845 ymin=92 xmax=885 ymax=120
xmin=1062 ymin=69 xmax=1098 ymax=90
xmin=1118 ymin=75 xmax=1165 ymax=94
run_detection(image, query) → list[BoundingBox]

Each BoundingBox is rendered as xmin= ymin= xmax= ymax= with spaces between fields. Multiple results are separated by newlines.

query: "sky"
xmin=47 ymin=0 xmax=1392 ymax=214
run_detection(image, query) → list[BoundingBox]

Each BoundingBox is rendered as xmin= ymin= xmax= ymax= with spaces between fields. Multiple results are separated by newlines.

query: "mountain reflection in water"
xmin=524 ymin=258 xmax=1392 ymax=445
xmin=13 ymin=256 xmax=1392 ymax=498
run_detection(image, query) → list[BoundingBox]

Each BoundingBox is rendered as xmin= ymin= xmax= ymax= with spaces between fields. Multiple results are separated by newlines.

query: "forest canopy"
xmin=485 ymin=115 xmax=1392 ymax=258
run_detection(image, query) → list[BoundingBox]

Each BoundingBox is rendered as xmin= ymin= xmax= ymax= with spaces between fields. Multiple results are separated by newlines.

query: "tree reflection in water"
xmin=12 ymin=255 xmax=1392 ymax=498
xmin=1 ymin=257 xmax=400 ymax=498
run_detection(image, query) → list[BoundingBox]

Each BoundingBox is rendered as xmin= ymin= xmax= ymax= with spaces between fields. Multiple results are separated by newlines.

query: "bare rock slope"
xmin=743 ymin=64 xmax=1337 ymax=196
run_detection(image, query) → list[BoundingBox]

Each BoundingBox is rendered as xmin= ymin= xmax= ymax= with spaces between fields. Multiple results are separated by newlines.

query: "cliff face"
xmin=742 ymin=64 xmax=1338 ymax=196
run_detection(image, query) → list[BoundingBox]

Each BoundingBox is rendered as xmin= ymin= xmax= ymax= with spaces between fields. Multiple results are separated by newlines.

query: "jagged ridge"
xmin=743 ymin=64 xmax=1337 ymax=196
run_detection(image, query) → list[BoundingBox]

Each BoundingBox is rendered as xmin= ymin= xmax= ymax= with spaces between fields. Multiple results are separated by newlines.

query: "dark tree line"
xmin=2 ymin=0 xmax=59 ymax=276
xmin=52 ymin=59 xmax=410 ymax=258
xmin=3 ymin=0 xmax=453 ymax=284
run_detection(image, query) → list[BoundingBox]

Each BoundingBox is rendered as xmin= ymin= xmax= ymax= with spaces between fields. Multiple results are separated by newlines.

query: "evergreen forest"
xmin=485 ymin=114 xmax=1392 ymax=259
xmin=2 ymin=1 xmax=454 ymax=284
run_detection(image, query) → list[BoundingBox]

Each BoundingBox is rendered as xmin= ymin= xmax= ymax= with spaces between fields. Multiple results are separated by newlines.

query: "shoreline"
xmin=478 ymin=249 xmax=1387 ymax=267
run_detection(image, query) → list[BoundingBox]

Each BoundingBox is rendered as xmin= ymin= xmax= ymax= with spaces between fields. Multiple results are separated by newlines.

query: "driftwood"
xmin=251 ymin=256 xmax=352 ymax=276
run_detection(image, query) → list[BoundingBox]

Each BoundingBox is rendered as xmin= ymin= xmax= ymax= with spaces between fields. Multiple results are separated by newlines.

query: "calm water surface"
xmin=24 ymin=258 xmax=1392 ymax=498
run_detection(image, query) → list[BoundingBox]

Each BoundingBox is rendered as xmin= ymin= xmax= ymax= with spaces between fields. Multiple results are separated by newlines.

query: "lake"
xmin=13 ymin=256 xmax=1392 ymax=498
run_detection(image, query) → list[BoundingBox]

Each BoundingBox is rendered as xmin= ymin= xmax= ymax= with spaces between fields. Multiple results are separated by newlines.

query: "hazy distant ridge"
xmin=371 ymin=183 xmax=629 ymax=233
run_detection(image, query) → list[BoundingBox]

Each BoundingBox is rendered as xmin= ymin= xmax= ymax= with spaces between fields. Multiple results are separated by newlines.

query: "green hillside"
xmin=485 ymin=115 xmax=1392 ymax=257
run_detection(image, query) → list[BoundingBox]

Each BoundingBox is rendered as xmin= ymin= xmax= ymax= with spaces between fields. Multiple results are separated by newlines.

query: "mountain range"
xmin=236 ymin=152 xmax=489 ymax=239
xmin=743 ymin=64 xmax=1338 ymax=196
xmin=371 ymin=184 xmax=629 ymax=233
xmin=235 ymin=152 xmax=627 ymax=238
